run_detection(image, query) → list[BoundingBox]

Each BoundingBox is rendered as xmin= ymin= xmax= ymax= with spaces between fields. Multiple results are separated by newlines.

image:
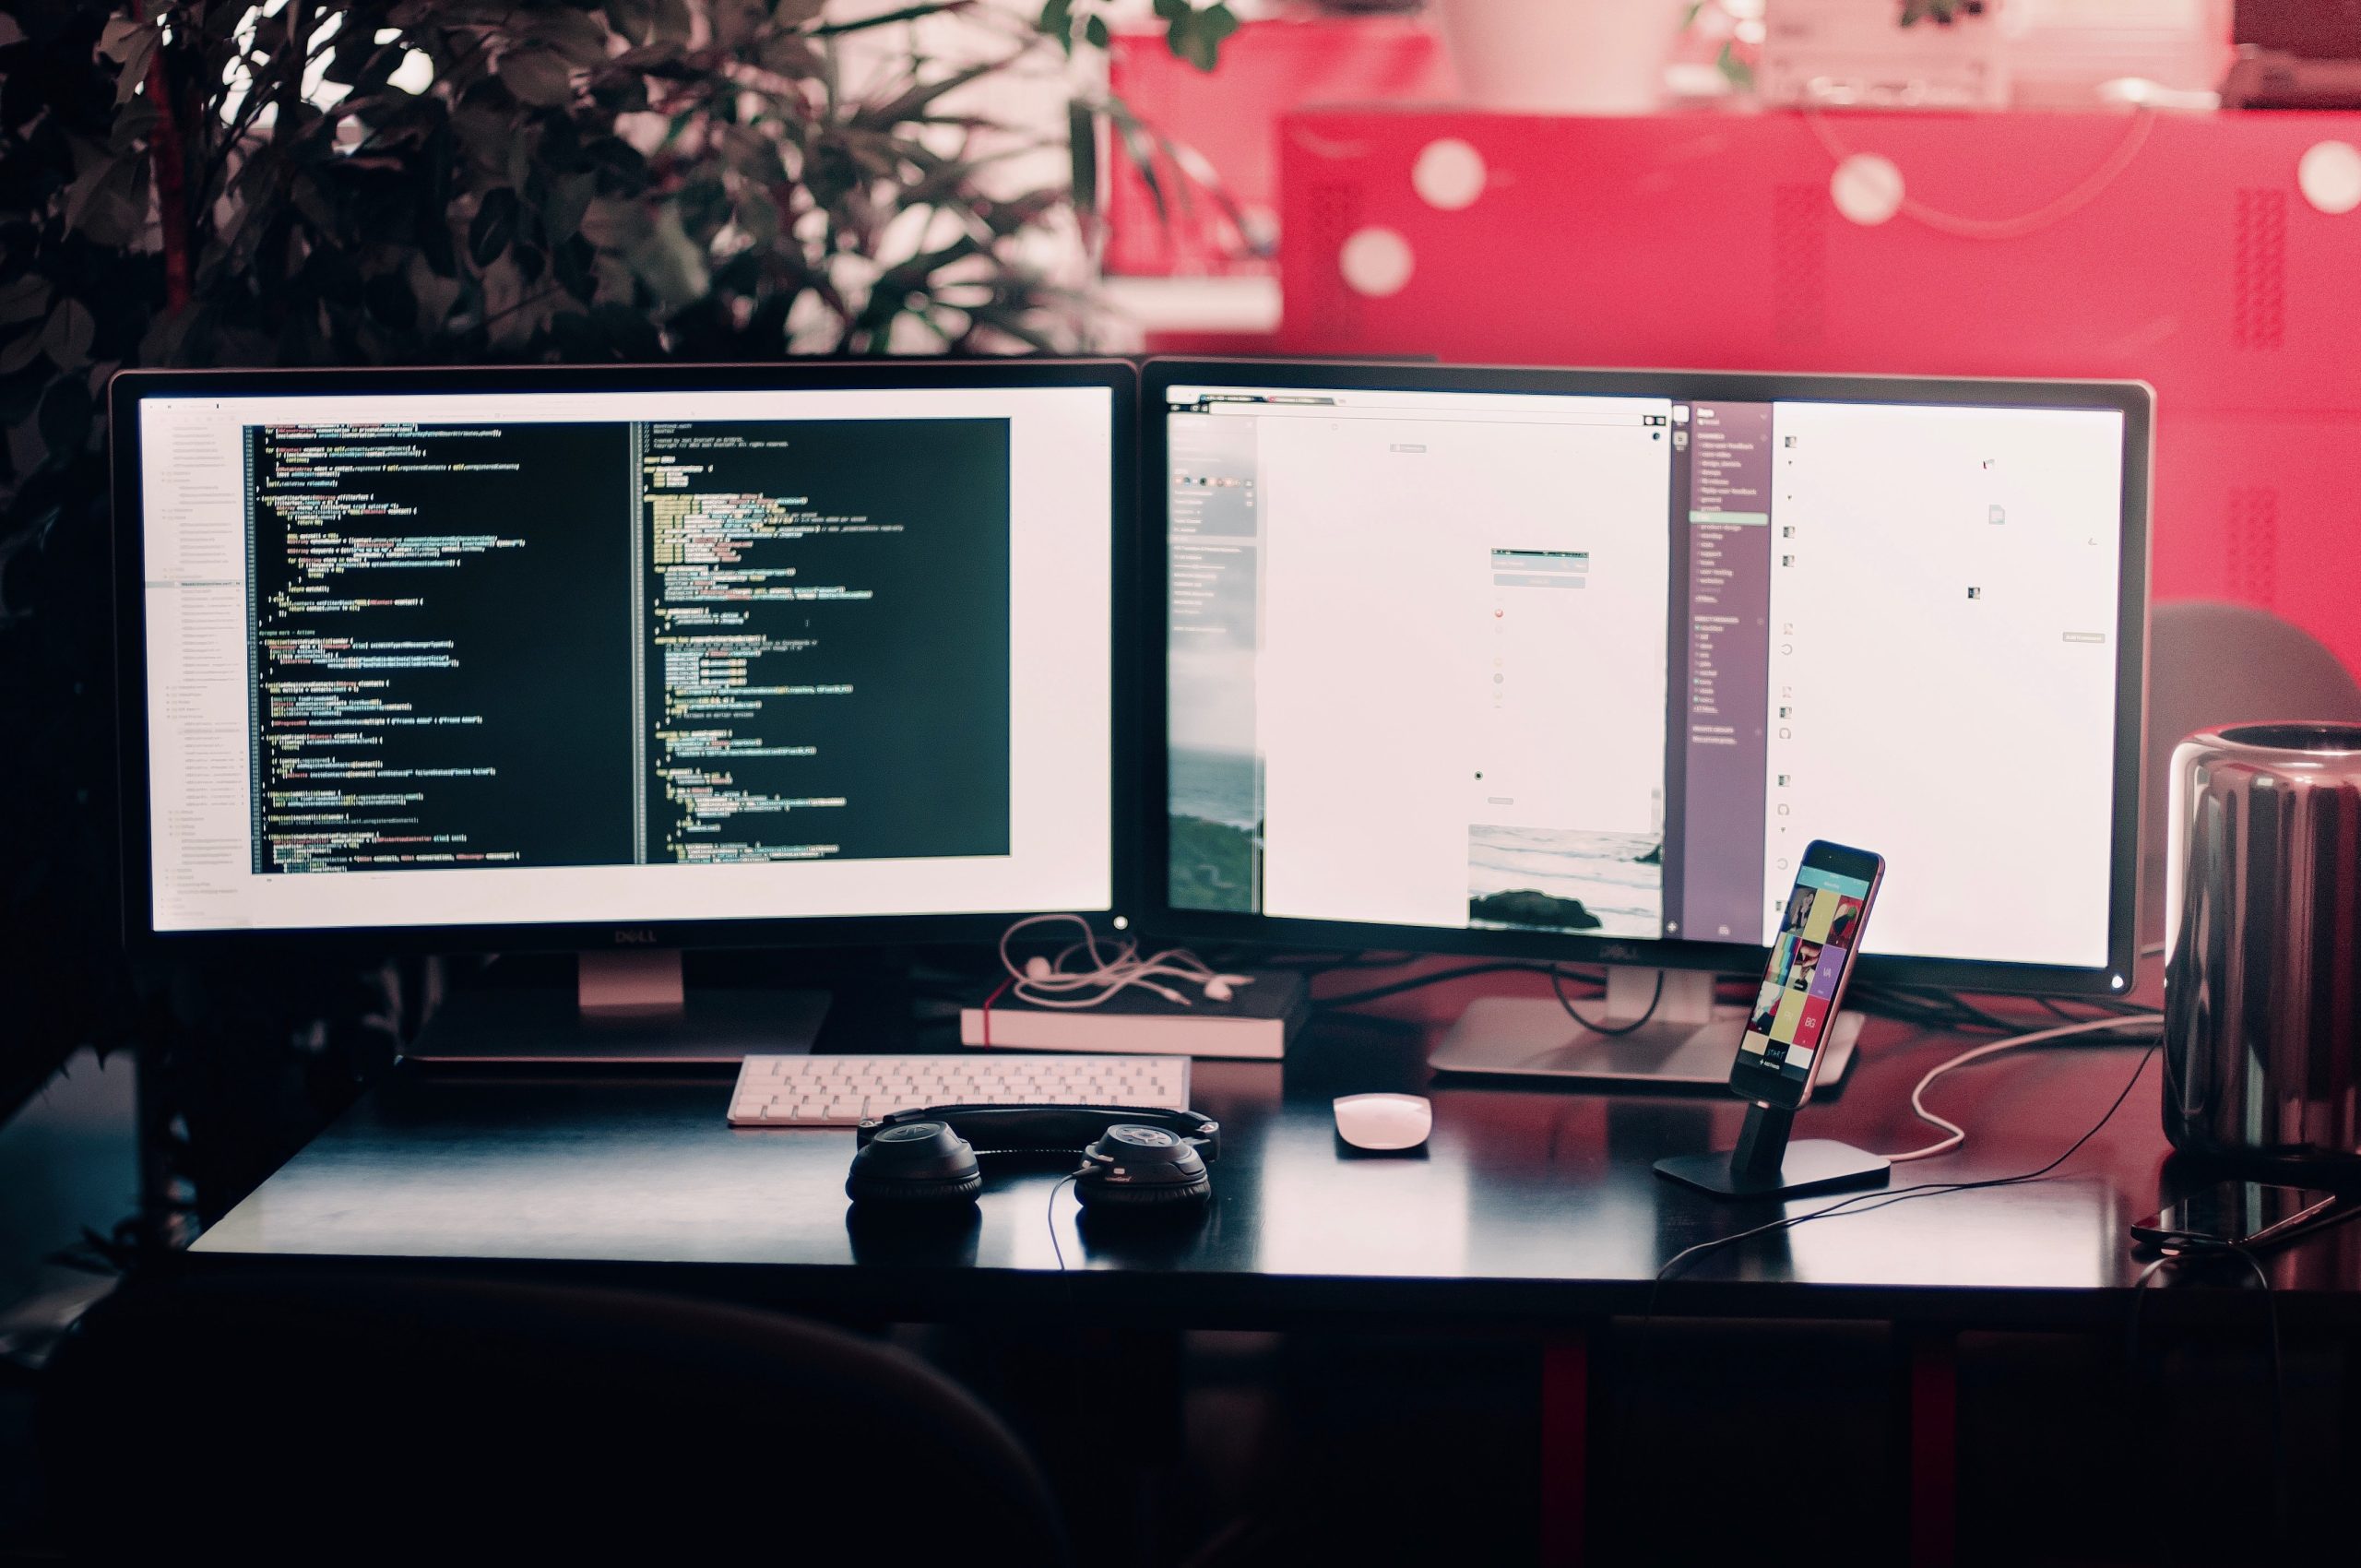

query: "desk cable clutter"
xmin=1658 ymin=1007 xmax=2163 ymax=1199
xmin=959 ymin=914 xmax=1310 ymax=1060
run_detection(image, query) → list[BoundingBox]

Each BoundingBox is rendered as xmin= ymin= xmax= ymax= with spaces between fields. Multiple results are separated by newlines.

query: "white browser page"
xmin=1762 ymin=401 xmax=2124 ymax=965
xmin=1249 ymin=394 xmax=1674 ymax=932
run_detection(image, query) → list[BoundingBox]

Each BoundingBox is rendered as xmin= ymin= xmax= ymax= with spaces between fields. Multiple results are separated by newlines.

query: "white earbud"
xmin=997 ymin=914 xmax=1250 ymax=1014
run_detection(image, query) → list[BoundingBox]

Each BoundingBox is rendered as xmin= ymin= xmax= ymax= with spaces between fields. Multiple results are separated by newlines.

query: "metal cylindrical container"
xmin=2164 ymin=722 xmax=2361 ymax=1165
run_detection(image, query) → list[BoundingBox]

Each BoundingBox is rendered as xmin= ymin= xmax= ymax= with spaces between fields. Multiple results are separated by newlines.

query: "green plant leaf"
xmin=603 ymin=0 xmax=656 ymax=46
xmin=498 ymin=48 xmax=575 ymax=109
xmin=851 ymin=61 xmax=997 ymax=132
xmin=41 ymin=300 xmax=95 ymax=369
xmin=469 ymin=188 xmax=520 ymax=267
xmin=758 ymin=30 xmax=820 ymax=77
xmin=625 ymin=204 xmax=710 ymax=310
xmin=95 ymin=18 xmax=148 ymax=63
xmin=1172 ymin=4 xmax=1237 ymax=72
xmin=529 ymin=7 xmax=614 ymax=66
xmin=652 ymin=0 xmax=695 ymax=44
xmin=1103 ymin=96 xmax=1167 ymax=223
xmin=64 ymin=158 xmax=143 ymax=248
xmin=808 ymin=3 xmax=967 ymax=39
xmin=112 ymin=28 xmax=160 ymax=106
xmin=1067 ymin=101 xmax=1097 ymax=220
xmin=543 ymin=172 xmax=597 ymax=243
xmin=0 ymin=330 xmax=43 ymax=377
xmin=1038 ymin=0 xmax=1074 ymax=51
xmin=0 ymin=277 xmax=51 ymax=327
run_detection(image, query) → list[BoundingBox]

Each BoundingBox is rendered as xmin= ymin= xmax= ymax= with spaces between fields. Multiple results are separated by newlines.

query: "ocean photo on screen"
xmin=1169 ymin=747 xmax=1260 ymax=911
xmin=1467 ymin=826 xmax=1662 ymax=938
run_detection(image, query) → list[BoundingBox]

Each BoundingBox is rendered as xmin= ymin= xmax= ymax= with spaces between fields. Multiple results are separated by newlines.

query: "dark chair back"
xmin=2142 ymin=600 xmax=2361 ymax=944
xmin=39 ymin=1266 xmax=1071 ymax=1564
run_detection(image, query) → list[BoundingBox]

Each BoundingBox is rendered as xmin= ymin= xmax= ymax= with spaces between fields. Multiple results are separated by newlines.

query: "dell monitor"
xmin=1144 ymin=359 xmax=2150 ymax=1087
xmin=114 ymin=360 xmax=1133 ymax=1059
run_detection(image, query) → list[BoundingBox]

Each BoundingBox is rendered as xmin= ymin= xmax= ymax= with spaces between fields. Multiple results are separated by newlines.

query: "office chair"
xmin=37 ymin=1266 xmax=1072 ymax=1565
xmin=2140 ymin=600 xmax=2361 ymax=945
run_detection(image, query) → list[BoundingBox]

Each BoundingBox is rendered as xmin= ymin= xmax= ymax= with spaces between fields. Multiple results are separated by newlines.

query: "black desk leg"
xmin=1904 ymin=1326 xmax=1958 ymax=1568
xmin=1541 ymin=1335 xmax=1587 ymax=1567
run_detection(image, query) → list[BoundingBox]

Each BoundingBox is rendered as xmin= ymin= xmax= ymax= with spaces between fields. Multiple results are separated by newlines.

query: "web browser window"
xmin=1165 ymin=383 xmax=2126 ymax=970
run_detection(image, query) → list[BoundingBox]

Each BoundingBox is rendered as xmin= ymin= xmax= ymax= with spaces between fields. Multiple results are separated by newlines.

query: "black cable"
xmin=1549 ymin=965 xmax=1664 ymax=1038
xmin=1226 ymin=949 xmax=1421 ymax=974
xmin=1654 ymin=1038 xmax=2160 ymax=1293
xmin=1843 ymin=984 xmax=2006 ymax=1032
xmin=1044 ymin=1170 xmax=1079 ymax=1273
xmin=1848 ymin=982 xmax=2153 ymax=1036
xmin=2123 ymin=1251 xmax=2176 ymax=1372
xmin=1626 ymin=1038 xmax=2161 ymax=1513
xmin=1904 ymin=989 xmax=2026 ymax=1033
xmin=1311 ymin=961 xmax=1601 ymax=1012
xmin=1847 ymin=983 xmax=2022 ymax=1034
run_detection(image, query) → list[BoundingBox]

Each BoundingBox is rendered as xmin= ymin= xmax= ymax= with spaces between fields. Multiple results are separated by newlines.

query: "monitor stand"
xmin=404 ymin=951 xmax=829 ymax=1064
xmin=1425 ymin=967 xmax=1860 ymax=1096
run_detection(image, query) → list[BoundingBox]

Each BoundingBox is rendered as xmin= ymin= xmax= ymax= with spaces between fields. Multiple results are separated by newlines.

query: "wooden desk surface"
xmin=191 ymin=1005 xmax=2361 ymax=1330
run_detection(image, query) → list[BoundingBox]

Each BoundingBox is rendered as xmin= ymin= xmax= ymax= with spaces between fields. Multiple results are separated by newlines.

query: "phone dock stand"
xmin=1654 ymin=1100 xmax=1891 ymax=1200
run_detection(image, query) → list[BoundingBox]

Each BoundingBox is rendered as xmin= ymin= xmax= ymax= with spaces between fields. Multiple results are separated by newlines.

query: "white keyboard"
xmin=727 ymin=1053 xmax=1192 ymax=1127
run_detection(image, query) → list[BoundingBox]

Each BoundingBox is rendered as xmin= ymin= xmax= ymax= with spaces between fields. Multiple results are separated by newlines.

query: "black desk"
xmin=190 ymin=1007 xmax=2361 ymax=1562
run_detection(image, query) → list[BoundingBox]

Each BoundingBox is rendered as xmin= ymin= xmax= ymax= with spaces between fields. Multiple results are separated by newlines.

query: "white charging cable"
xmin=996 ymin=913 xmax=1253 ymax=1010
xmin=1883 ymin=1012 xmax=2164 ymax=1163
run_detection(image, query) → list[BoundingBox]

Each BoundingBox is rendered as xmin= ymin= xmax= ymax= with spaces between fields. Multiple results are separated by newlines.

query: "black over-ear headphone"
xmin=846 ymin=1104 xmax=1220 ymax=1212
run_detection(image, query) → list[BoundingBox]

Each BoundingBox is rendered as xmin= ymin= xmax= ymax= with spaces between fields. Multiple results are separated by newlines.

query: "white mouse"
xmin=1333 ymin=1093 xmax=1432 ymax=1152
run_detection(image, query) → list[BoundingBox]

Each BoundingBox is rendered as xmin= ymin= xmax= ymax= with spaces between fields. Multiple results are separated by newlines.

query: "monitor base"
xmin=1426 ymin=991 xmax=1860 ymax=1096
xmin=406 ymin=952 xmax=828 ymax=1063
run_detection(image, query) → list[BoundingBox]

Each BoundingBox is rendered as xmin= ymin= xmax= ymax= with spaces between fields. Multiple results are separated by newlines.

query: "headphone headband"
xmin=857 ymin=1103 xmax=1221 ymax=1160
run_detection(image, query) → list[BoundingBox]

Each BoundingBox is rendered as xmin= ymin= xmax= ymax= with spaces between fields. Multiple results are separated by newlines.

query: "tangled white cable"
xmin=1883 ymin=1012 xmax=2164 ymax=1163
xmin=997 ymin=913 xmax=1253 ymax=1011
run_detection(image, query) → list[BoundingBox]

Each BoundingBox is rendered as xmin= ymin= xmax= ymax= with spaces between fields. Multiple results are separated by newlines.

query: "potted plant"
xmin=1431 ymin=0 xmax=1695 ymax=113
xmin=0 ymin=0 xmax=1236 ymax=1227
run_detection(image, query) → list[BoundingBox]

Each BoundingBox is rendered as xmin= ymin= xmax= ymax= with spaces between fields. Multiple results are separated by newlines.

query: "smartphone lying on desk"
xmin=1728 ymin=839 xmax=1884 ymax=1111
xmin=2130 ymin=1181 xmax=2341 ymax=1253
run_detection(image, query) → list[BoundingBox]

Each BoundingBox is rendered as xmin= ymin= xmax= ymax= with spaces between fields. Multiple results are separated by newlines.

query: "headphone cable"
xmin=1044 ymin=1170 xmax=1080 ymax=1274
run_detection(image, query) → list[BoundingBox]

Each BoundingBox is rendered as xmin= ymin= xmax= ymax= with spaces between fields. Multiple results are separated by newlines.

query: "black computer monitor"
xmin=1142 ymin=359 xmax=2151 ymax=1086
xmin=113 ymin=360 xmax=1136 ymax=1058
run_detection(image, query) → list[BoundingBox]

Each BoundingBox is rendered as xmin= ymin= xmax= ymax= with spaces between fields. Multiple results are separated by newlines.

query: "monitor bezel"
xmin=1138 ymin=357 xmax=2153 ymax=997
xmin=112 ymin=358 xmax=1141 ymax=956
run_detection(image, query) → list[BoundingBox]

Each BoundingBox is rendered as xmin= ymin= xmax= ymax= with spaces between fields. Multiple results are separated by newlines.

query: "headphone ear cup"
xmin=845 ymin=1122 xmax=984 ymax=1206
xmin=1073 ymin=1123 xmax=1212 ymax=1213
xmin=1074 ymin=1168 xmax=1211 ymax=1209
xmin=848 ymin=1166 xmax=984 ymax=1206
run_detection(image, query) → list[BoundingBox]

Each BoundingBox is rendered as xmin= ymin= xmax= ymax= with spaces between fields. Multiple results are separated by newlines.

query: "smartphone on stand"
xmin=1729 ymin=839 xmax=1885 ymax=1111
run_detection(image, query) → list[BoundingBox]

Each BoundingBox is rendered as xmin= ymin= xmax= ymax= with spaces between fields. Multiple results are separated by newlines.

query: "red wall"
xmin=1105 ymin=18 xmax=1453 ymax=277
xmin=1277 ymin=109 xmax=2361 ymax=676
